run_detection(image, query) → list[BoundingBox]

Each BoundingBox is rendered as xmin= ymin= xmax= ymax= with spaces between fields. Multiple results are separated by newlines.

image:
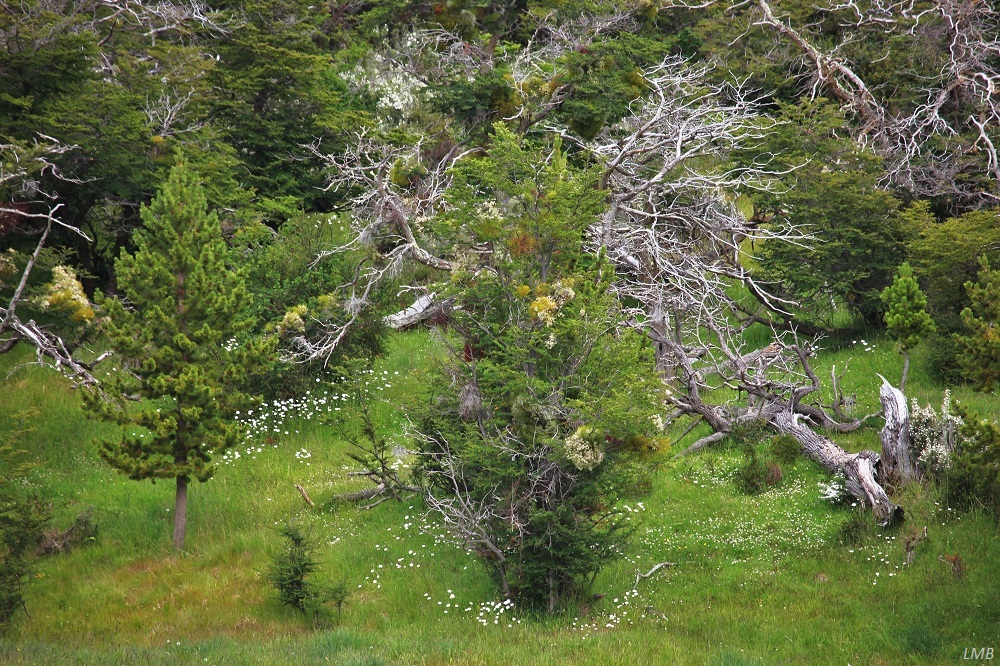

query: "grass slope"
xmin=0 ymin=331 xmax=997 ymax=665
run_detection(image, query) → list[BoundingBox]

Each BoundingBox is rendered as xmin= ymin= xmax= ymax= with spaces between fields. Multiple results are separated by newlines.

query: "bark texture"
xmin=173 ymin=475 xmax=188 ymax=550
xmin=878 ymin=374 xmax=915 ymax=486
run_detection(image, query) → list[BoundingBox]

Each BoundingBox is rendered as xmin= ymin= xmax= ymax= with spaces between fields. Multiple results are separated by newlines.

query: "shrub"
xmin=837 ymin=508 xmax=874 ymax=545
xmin=770 ymin=434 xmax=801 ymax=464
xmin=734 ymin=445 xmax=770 ymax=494
xmin=726 ymin=419 xmax=771 ymax=450
xmin=944 ymin=405 xmax=1000 ymax=515
xmin=269 ymin=524 xmax=348 ymax=625
xmin=40 ymin=507 xmax=97 ymax=555
xmin=910 ymin=391 xmax=963 ymax=479
xmin=925 ymin=332 xmax=964 ymax=384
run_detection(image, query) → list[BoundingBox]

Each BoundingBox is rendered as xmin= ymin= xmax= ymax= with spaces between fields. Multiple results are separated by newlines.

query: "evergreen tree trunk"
xmin=173 ymin=475 xmax=188 ymax=550
xmin=900 ymin=351 xmax=910 ymax=393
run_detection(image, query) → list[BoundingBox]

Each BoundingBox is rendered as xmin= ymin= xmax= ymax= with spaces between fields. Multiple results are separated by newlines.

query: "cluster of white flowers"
xmin=563 ymin=426 xmax=604 ymax=471
xmin=911 ymin=390 xmax=963 ymax=476
xmin=551 ymin=278 xmax=575 ymax=305
xmin=818 ymin=474 xmax=850 ymax=504
xmin=341 ymin=52 xmax=427 ymax=121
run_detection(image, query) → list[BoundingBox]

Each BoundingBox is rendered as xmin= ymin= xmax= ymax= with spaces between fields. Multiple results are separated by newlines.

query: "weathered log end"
xmin=878 ymin=374 xmax=916 ymax=487
xmin=843 ymin=451 xmax=904 ymax=527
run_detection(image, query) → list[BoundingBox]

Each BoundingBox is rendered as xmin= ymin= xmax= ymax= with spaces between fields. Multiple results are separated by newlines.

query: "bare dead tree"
xmin=292 ymin=133 xmax=468 ymax=364
xmin=0 ymin=137 xmax=110 ymax=388
xmin=668 ymin=0 xmax=1000 ymax=206
xmin=585 ymin=57 xmax=902 ymax=525
xmin=586 ymin=57 xmax=806 ymax=367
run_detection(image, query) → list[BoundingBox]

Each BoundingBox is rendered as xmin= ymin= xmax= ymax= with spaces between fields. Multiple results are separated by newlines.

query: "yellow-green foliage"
xmin=37 ymin=266 xmax=95 ymax=322
xmin=881 ymin=262 xmax=934 ymax=350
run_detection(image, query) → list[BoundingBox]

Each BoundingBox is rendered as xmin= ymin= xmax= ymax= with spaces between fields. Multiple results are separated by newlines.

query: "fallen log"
xmin=771 ymin=411 xmax=903 ymax=527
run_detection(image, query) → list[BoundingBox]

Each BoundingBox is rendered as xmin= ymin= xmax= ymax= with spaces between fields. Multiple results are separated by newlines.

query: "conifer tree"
xmin=87 ymin=159 xmax=273 ymax=550
xmin=881 ymin=262 xmax=935 ymax=392
xmin=957 ymin=258 xmax=1000 ymax=393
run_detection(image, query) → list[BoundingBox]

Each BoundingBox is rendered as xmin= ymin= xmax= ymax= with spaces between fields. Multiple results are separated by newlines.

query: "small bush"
xmin=910 ymin=391 xmax=963 ymax=479
xmin=770 ymin=434 xmax=800 ymax=464
xmin=0 ymin=411 xmax=50 ymax=635
xmin=944 ymin=405 xmax=1000 ymax=516
xmin=726 ymin=419 xmax=771 ymax=450
xmin=837 ymin=509 xmax=873 ymax=545
xmin=925 ymin=332 xmax=964 ymax=384
xmin=269 ymin=524 xmax=348 ymax=625
xmin=40 ymin=507 xmax=97 ymax=555
xmin=735 ymin=446 xmax=770 ymax=494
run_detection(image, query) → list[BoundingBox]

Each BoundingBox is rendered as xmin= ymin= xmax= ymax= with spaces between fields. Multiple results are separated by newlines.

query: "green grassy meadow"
xmin=0 ymin=331 xmax=998 ymax=665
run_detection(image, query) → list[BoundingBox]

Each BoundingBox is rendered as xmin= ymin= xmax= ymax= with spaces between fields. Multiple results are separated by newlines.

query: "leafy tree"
xmin=748 ymin=99 xmax=906 ymax=328
xmin=238 ymin=214 xmax=390 ymax=399
xmin=905 ymin=205 xmax=1000 ymax=330
xmin=412 ymin=127 xmax=667 ymax=611
xmin=957 ymin=258 xmax=1000 ymax=393
xmin=86 ymin=159 xmax=274 ymax=550
xmin=881 ymin=262 xmax=935 ymax=391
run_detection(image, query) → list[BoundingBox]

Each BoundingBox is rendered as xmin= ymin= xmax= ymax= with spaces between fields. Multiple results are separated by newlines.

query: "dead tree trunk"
xmin=878 ymin=374 xmax=915 ymax=487
xmin=771 ymin=411 xmax=903 ymax=527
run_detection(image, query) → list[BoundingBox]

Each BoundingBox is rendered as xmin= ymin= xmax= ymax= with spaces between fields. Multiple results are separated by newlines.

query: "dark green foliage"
xmin=430 ymin=68 xmax=517 ymax=132
xmin=944 ymin=405 xmax=1000 ymax=516
xmin=269 ymin=524 xmax=348 ymax=623
xmin=731 ymin=426 xmax=790 ymax=494
xmin=734 ymin=444 xmax=770 ymax=495
xmin=725 ymin=419 xmax=771 ymax=450
xmin=747 ymin=99 xmax=906 ymax=327
xmin=770 ymin=434 xmax=801 ymax=465
xmin=210 ymin=0 xmax=364 ymax=212
xmin=85 ymin=159 xmax=275 ymax=548
xmin=554 ymin=34 xmax=666 ymax=139
xmin=905 ymin=204 xmax=1000 ymax=332
xmin=837 ymin=508 xmax=874 ymax=545
xmin=413 ymin=128 xmax=665 ymax=610
xmin=0 ymin=412 xmax=50 ymax=634
xmin=956 ymin=258 xmax=1000 ymax=393
xmin=269 ymin=524 xmax=318 ymax=613
xmin=239 ymin=216 xmax=389 ymax=399
xmin=924 ymin=331 xmax=964 ymax=385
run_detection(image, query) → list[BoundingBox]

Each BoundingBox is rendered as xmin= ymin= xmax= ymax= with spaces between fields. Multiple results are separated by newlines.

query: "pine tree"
xmin=87 ymin=158 xmax=273 ymax=550
xmin=957 ymin=258 xmax=1000 ymax=393
xmin=881 ymin=262 xmax=935 ymax=391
